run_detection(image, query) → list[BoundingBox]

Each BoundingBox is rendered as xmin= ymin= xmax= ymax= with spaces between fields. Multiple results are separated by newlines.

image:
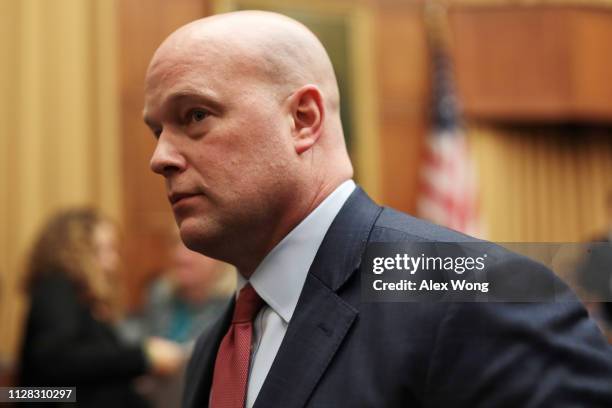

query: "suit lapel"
xmin=253 ymin=273 xmax=357 ymax=408
xmin=253 ymin=188 xmax=382 ymax=408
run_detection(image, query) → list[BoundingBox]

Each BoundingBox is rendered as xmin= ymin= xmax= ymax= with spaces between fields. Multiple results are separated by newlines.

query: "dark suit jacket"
xmin=579 ymin=236 xmax=612 ymax=323
xmin=19 ymin=273 xmax=150 ymax=408
xmin=184 ymin=188 xmax=612 ymax=407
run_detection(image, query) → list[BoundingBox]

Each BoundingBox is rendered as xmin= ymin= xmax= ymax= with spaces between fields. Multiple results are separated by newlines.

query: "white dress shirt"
xmin=235 ymin=179 xmax=356 ymax=408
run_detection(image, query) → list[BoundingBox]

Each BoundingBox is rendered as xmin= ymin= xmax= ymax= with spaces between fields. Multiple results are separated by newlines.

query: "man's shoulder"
xmin=339 ymin=186 xmax=477 ymax=244
xmin=372 ymin=206 xmax=480 ymax=244
xmin=365 ymin=206 xmax=550 ymax=287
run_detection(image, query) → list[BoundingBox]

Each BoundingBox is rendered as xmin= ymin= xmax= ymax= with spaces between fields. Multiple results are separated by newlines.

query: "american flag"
xmin=416 ymin=43 xmax=482 ymax=237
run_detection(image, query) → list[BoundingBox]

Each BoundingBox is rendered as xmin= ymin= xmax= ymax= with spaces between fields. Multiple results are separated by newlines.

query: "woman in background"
xmin=19 ymin=208 xmax=184 ymax=408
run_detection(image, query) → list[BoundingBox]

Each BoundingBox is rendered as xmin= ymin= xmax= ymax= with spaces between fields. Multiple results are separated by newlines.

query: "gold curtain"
xmin=470 ymin=124 xmax=612 ymax=242
xmin=0 ymin=0 xmax=120 ymax=362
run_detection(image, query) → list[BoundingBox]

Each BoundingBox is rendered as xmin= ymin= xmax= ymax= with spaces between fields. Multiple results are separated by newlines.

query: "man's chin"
xmin=177 ymin=220 xmax=220 ymax=256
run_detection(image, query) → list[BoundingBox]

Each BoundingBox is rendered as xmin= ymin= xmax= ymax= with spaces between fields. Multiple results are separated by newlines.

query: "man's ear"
xmin=289 ymin=85 xmax=324 ymax=155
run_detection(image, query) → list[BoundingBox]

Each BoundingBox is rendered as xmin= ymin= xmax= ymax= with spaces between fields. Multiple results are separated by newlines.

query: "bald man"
xmin=144 ymin=11 xmax=612 ymax=408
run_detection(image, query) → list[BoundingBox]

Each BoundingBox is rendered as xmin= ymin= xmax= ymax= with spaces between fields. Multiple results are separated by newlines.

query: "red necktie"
xmin=210 ymin=283 xmax=264 ymax=408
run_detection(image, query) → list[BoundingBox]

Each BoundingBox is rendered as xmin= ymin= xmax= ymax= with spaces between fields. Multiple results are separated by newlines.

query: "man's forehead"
xmin=147 ymin=49 xmax=208 ymax=84
xmin=145 ymin=44 xmax=229 ymax=98
xmin=143 ymin=49 xmax=253 ymax=123
xmin=146 ymin=37 xmax=261 ymax=88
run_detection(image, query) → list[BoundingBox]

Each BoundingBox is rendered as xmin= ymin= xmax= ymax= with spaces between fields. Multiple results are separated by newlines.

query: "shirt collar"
xmin=236 ymin=180 xmax=356 ymax=323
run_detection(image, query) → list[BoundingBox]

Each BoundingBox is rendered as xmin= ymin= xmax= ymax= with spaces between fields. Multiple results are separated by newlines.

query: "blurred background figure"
xmin=0 ymin=279 xmax=11 ymax=387
xmin=18 ymin=209 xmax=185 ymax=408
xmin=142 ymin=237 xmax=229 ymax=346
xmin=577 ymin=189 xmax=612 ymax=338
xmin=120 ymin=231 xmax=232 ymax=408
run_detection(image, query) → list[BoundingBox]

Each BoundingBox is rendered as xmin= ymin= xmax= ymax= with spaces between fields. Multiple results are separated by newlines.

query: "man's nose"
xmin=150 ymin=134 xmax=186 ymax=176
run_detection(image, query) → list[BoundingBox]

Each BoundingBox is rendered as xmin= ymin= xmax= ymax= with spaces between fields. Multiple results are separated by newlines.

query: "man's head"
xmin=143 ymin=11 xmax=353 ymax=274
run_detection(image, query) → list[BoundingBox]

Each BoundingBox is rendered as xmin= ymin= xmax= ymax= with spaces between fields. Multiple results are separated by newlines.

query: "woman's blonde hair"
xmin=24 ymin=208 xmax=118 ymax=320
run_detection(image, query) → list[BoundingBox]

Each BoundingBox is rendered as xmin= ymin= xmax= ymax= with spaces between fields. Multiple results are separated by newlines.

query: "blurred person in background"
xmin=0 ymin=277 xmax=12 ymax=387
xmin=578 ymin=189 xmax=612 ymax=335
xmin=18 ymin=208 xmax=184 ymax=408
xmin=142 ymin=234 xmax=230 ymax=346
xmin=124 ymin=232 xmax=231 ymax=408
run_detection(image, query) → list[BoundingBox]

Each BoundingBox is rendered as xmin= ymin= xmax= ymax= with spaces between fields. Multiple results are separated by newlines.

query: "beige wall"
xmin=471 ymin=125 xmax=612 ymax=241
xmin=0 ymin=0 xmax=120 ymax=362
xmin=447 ymin=2 xmax=612 ymax=240
xmin=118 ymin=0 xmax=209 ymax=310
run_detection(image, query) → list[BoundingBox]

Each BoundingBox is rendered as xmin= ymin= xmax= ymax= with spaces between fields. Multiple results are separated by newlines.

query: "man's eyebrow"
xmin=166 ymin=89 xmax=224 ymax=113
xmin=143 ymin=89 xmax=223 ymax=129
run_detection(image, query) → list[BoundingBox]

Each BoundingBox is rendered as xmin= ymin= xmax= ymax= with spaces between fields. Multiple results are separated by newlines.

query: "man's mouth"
xmin=168 ymin=192 xmax=200 ymax=205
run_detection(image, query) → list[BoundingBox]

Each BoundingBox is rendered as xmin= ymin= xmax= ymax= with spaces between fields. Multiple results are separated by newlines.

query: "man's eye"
xmin=189 ymin=109 xmax=208 ymax=122
xmin=152 ymin=128 xmax=162 ymax=139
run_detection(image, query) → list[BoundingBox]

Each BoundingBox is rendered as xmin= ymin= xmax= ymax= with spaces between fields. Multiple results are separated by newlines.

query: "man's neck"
xmin=236 ymin=178 xmax=350 ymax=279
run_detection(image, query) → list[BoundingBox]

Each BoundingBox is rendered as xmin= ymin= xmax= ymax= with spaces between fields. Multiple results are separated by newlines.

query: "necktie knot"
xmin=233 ymin=283 xmax=264 ymax=323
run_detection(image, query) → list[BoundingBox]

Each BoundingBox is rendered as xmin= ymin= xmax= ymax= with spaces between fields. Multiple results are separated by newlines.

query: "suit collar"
xmin=253 ymin=187 xmax=382 ymax=408
xmin=308 ymin=186 xmax=383 ymax=292
xmin=238 ymin=180 xmax=357 ymax=324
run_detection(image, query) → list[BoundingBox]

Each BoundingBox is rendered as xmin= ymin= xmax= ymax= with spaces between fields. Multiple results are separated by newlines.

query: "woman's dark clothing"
xmin=19 ymin=273 xmax=150 ymax=408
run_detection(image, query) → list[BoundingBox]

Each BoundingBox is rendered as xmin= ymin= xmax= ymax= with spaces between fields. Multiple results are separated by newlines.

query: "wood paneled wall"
xmin=118 ymin=0 xmax=209 ymax=309
xmin=470 ymin=124 xmax=612 ymax=241
xmin=374 ymin=1 xmax=430 ymax=215
xmin=0 ymin=0 xmax=120 ymax=361
xmin=449 ymin=4 xmax=612 ymax=122
xmin=446 ymin=3 xmax=612 ymax=241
